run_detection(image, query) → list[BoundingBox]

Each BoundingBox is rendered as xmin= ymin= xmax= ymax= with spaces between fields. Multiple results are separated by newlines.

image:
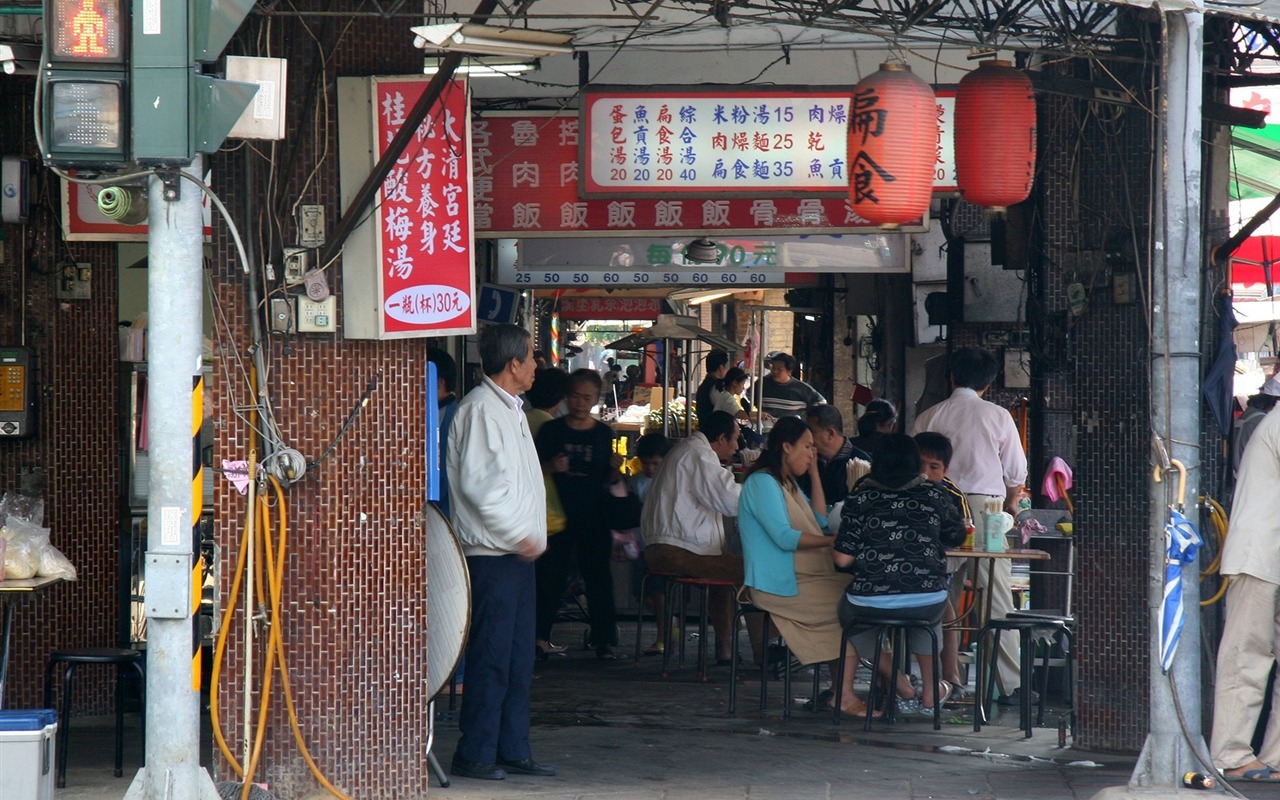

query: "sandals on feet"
xmin=915 ymin=681 xmax=953 ymax=716
xmin=1226 ymin=766 xmax=1280 ymax=782
xmin=823 ymin=690 xmax=883 ymax=719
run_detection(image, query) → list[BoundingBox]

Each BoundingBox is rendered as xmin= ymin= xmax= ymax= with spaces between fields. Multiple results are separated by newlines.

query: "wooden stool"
xmin=43 ymin=647 xmax=145 ymax=787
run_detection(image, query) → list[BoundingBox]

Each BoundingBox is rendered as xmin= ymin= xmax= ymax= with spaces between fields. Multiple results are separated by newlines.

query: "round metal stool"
xmin=43 ymin=647 xmax=145 ymax=787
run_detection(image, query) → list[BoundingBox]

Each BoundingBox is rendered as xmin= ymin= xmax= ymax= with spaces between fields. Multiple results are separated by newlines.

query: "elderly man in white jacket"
xmin=447 ymin=324 xmax=553 ymax=782
xmin=641 ymin=411 xmax=743 ymax=664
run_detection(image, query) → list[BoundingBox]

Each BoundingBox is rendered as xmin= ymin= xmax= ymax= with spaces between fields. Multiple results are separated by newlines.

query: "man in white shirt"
xmin=641 ymin=411 xmax=742 ymax=663
xmin=447 ymin=324 xmax=554 ymax=781
xmin=913 ymin=347 xmax=1030 ymax=706
xmin=1211 ymin=407 xmax=1280 ymax=781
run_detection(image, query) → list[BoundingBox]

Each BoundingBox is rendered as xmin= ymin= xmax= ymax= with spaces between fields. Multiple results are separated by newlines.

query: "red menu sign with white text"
xmin=472 ymin=112 xmax=908 ymax=237
xmin=371 ymin=78 xmax=474 ymax=336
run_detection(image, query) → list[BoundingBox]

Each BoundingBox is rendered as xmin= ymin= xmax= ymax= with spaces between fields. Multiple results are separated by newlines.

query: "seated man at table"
xmin=799 ymin=403 xmax=870 ymax=508
xmin=640 ymin=411 xmax=743 ymax=663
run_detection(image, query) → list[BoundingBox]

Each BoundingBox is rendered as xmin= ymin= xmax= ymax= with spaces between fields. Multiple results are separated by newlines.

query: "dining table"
xmin=0 ymin=575 xmax=65 ymax=709
xmin=944 ymin=547 xmax=1051 ymax=631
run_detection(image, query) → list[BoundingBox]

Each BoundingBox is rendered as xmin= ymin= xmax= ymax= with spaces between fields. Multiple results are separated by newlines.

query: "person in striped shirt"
xmin=760 ymin=352 xmax=825 ymax=420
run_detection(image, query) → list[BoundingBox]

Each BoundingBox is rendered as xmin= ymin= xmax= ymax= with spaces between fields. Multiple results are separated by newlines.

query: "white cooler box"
xmin=0 ymin=709 xmax=57 ymax=800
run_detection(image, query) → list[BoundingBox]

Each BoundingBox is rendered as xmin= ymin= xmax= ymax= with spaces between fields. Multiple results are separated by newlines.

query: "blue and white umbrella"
xmin=1159 ymin=505 xmax=1203 ymax=674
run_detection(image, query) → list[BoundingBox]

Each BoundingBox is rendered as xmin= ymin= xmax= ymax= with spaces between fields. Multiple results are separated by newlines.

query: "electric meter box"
xmin=0 ymin=709 xmax=57 ymax=800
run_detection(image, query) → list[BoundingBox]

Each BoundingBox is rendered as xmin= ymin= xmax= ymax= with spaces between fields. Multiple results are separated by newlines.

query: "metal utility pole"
xmin=1132 ymin=4 xmax=1209 ymax=790
xmin=123 ymin=163 xmax=221 ymax=800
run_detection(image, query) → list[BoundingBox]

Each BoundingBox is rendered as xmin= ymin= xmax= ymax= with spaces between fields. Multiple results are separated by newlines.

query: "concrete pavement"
xmin=43 ymin=622 xmax=1238 ymax=799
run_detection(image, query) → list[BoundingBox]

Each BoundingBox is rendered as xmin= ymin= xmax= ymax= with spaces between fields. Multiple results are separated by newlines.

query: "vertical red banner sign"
xmin=371 ymin=77 xmax=475 ymax=336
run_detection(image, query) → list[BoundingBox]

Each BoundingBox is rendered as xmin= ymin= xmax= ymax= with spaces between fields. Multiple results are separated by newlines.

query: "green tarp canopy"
xmin=1232 ymin=125 xmax=1280 ymax=200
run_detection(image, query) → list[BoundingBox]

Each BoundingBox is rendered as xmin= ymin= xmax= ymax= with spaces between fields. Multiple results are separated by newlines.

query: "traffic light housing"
xmin=131 ymin=0 xmax=258 ymax=165
xmin=42 ymin=0 xmax=130 ymax=168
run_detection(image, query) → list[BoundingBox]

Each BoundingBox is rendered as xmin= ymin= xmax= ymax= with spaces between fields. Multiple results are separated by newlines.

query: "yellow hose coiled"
xmin=209 ymin=363 xmax=353 ymax=798
xmin=1199 ymin=495 xmax=1229 ymax=607
xmin=212 ymin=475 xmax=353 ymax=800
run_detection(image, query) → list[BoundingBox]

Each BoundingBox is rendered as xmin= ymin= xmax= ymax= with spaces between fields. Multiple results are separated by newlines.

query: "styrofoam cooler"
xmin=0 ymin=709 xmax=58 ymax=800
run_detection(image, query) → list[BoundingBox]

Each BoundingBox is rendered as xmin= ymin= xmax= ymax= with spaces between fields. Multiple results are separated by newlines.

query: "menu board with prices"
xmin=579 ymin=87 xmax=957 ymax=198
xmin=473 ymin=112 xmax=915 ymax=237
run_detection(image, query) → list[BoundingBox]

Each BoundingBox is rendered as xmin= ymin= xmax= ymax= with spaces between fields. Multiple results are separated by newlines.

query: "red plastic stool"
xmin=662 ymin=576 xmax=738 ymax=681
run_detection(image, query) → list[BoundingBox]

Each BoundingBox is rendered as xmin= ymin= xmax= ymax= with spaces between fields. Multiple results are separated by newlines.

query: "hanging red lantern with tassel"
xmin=847 ymin=62 xmax=937 ymax=228
xmin=954 ymin=59 xmax=1036 ymax=211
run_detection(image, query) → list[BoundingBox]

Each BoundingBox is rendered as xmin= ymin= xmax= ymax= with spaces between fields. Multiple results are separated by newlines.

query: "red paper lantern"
xmin=847 ymin=62 xmax=938 ymax=228
xmin=955 ymin=60 xmax=1036 ymax=211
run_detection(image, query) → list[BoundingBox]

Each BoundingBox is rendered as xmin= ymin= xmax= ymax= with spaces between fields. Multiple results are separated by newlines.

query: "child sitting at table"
xmin=628 ymin=433 xmax=673 ymax=654
xmin=915 ymin=431 xmax=974 ymax=699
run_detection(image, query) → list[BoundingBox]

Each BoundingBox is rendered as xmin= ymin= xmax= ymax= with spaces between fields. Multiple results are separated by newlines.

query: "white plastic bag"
xmin=1 ymin=515 xmax=76 ymax=581
xmin=1 ymin=533 xmax=36 ymax=579
xmin=0 ymin=491 xmax=44 ymax=527
xmin=36 ymin=544 xmax=77 ymax=581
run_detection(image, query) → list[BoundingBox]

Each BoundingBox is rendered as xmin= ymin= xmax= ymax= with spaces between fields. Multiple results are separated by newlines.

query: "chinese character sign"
xmin=372 ymin=78 xmax=474 ymax=336
xmin=583 ymin=90 xmax=853 ymax=195
xmin=474 ymin=112 xmax=897 ymax=236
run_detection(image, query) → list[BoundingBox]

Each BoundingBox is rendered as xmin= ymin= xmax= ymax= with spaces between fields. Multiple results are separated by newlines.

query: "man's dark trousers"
xmin=455 ymin=554 xmax=535 ymax=765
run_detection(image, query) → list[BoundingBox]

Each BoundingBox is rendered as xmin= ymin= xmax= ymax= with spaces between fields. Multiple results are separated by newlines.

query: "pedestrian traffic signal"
xmin=41 ymin=0 xmax=130 ymax=168
xmin=131 ymin=0 xmax=258 ymax=165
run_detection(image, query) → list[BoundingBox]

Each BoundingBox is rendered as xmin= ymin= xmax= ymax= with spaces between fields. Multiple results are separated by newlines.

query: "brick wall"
xmin=0 ymin=77 xmax=122 ymax=714
xmin=206 ymin=8 xmax=434 ymax=797
xmin=1036 ymin=58 xmax=1156 ymax=752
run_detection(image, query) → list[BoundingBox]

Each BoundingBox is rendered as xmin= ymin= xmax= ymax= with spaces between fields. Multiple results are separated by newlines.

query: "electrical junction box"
xmin=269 ymin=298 xmax=295 ymax=334
xmin=55 ymin=262 xmax=91 ymax=300
xmin=225 ymin=56 xmax=288 ymax=140
xmin=297 ymin=296 xmax=337 ymax=333
xmin=298 ymin=205 xmax=324 ymax=247
xmin=283 ymin=247 xmax=308 ymax=286
xmin=1 ymin=156 xmax=28 ymax=223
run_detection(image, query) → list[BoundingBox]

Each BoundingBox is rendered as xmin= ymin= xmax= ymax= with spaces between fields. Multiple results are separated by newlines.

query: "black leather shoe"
xmin=498 ymin=757 xmax=556 ymax=776
xmin=451 ymin=755 xmax=506 ymax=780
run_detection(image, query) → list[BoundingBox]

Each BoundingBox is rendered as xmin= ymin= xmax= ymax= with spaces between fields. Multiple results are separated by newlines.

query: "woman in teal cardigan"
xmin=738 ymin=417 xmax=872 ymax=717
